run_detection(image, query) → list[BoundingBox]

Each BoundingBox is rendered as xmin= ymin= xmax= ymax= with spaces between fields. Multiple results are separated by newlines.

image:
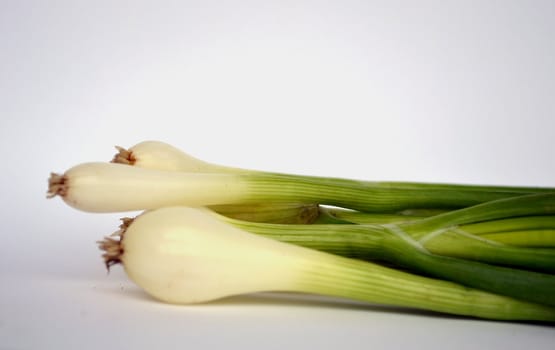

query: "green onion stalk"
xmin=321 ymin=209 xmax=555 ymax=248
xmin=394 ymin=193 xmax=555 ymax=271
xmin=218 ymin=211 xmax=555 ymax=307
xmin=108 ymin=141 xmax=554 ymax=215
xmin=323 ymin=194 xmax=555 ymax=271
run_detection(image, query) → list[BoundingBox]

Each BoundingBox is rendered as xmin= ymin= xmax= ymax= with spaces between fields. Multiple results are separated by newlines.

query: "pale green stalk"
xmin=480 ymin=230 xmax=555 ymax=247
xmin=226 ymin=216 xmax=555 ymax=307
xmin=299 ymin=255 xmax=555 ymax=322
xmin=419 ymin=230 xmax=555 ymax=272
xmin=307 ymin=195 xmax=555 ymax=271
xmin=393 ymin=193 xmax=555 ymax=271
xmin=318 ymin=210 xmax=555 ymax=247
xmin=398 ymin=193 xmax=555 ymax=237
xmin=463 ymin=216 xmax=555 ymax=234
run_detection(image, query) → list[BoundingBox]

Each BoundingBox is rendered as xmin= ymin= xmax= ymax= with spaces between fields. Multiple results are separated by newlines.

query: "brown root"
xmin=47 ymin=173 xmax=67 ymax=198
xmin=97 ymin=217 xmax=135 ymax=271
xmin=119 ymin=217 xmax=134 ymax=231
xmin=111 ymin=146 xmax=135 ymax=165
xmin=97 ymin=237 xmax=123 ymax=270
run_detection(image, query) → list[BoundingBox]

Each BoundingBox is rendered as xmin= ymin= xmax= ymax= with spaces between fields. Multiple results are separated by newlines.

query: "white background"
xmin=1 ymin=0 xmax=554 ymax=348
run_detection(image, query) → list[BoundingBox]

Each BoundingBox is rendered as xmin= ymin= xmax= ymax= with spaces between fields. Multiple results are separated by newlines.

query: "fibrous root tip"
xmin=111 ymin=146 xmax=135 ymax=165
xmin=46 ymin=172 xmax=67 ymax=198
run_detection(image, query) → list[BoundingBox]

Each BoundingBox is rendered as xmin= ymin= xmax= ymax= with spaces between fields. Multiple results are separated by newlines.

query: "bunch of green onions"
xmin=48 ymin=141 xmax=555 ymax=322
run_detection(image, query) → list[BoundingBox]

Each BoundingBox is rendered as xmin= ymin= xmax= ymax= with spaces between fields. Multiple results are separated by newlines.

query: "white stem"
xmin=119 ymin=207 xmax=312 ymax=303
xmin=113 ymin=141 xmax=247 ymax=174
xmin=112 ymin=141 xmax=321 ymax=224
xmin=48 ymin=162 xmax=250 ymax=212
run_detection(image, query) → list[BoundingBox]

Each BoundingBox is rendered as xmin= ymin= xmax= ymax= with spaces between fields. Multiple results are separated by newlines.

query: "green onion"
xmin=98 ymin=206 xmax=555 ymax=322
xmin=109 ymin=141 xmax=554 ymax=212
xmin=47 ymin=162 xmax=555 ymax=216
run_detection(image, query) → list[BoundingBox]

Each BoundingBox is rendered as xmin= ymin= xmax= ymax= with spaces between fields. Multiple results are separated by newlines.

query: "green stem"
xmin=228 ymin=218 xmax=555 ymax=307
xmin=399 ymin=193 xmax=555 ymax=239
xmin=479 ymin=230 xmax=555 ymax=248
xmin=322 ymin=195 xmax=555 ymax=272
xmin=243 ymin=174 xmax=555 ymax=213
xmin=233 ymin=220 xmax=386 ymax=260
xmin=463 ymin=216 xmax=555 ymax=235
xmin=298 ymin=254 xmax=555 ymax=321
xmin=414 ymin=228 xmax=555 ymax=273
xmin=381 ymin=236 xmax=555 ymax=307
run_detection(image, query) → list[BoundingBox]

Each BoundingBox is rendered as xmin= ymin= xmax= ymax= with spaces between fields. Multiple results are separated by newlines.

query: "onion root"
xmin=47 ymin=173 xmax=67 ymax=198
xmin=111 ymin=146 xmax=135 ymax=165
